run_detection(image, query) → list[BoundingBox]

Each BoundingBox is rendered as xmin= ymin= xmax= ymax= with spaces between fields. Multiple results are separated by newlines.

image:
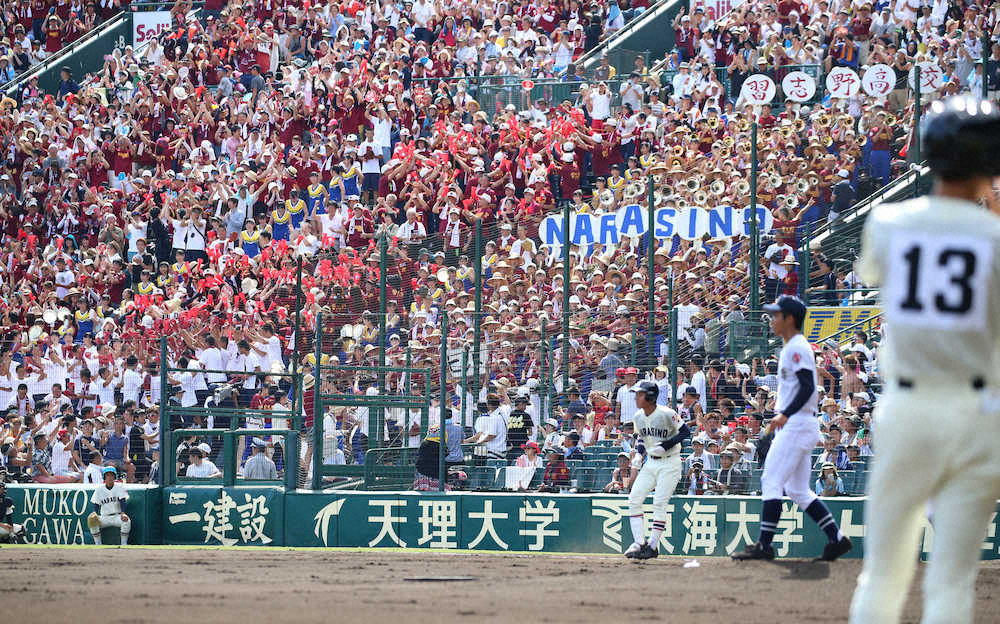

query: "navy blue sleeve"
xmin=660 ymin=423 xmax=691 ymax=452
xmin=781 ymin=369 xmax=815 ymax=417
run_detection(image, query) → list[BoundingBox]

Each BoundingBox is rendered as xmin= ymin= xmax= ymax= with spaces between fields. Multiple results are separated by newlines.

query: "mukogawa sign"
xmin=539 ymin=204 xmax=774 ymax=251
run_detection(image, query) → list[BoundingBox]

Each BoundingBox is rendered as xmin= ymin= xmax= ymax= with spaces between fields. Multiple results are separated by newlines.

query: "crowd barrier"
xmin=10 ymin=484 xmax=1000 ymax=561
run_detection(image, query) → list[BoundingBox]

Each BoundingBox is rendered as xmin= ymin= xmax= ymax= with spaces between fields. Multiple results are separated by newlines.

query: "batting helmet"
xmin=921 ymin=95 xmax=1000 ymax=180
xmin=637 ymin=380 xmax=659 ymax=403
xmin=102 ymin=466 xmax=117 ymax=477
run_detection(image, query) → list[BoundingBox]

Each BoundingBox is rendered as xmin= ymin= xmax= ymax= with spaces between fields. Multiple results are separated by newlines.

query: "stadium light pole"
xmin=984 ymin=31 xmax=990 ymax=101
xmin=646 ymin=174 xmax=655 ymax=369
xmin=312 ymin=311 xmax=323 ymax=491
xmin=562 ymin=200 xmax=570 ymax=400
xmin=473 ymin=219 xmax=482 ymax=404
xmin=377 ymin=234 xmax=387 ymax=448
xmin=913 ymin=65 xmax=921 ymax=165
xmin=438 ymin=314 xmax=448 ymax=492
xmin=749 ymin=120 xmax=760 ymax=312
xmin=159 ymin=337 xmax=168 ymax=486
xmin=292 ymin=257 xmax=303 ymax=417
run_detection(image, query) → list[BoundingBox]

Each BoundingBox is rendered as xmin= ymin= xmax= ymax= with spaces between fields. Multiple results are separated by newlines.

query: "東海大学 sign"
xmin=539 ymin=204 xmax=774 ymax=251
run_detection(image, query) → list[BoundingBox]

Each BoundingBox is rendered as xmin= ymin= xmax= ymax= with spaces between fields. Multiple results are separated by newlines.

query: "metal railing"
xmin=569 ymin=0 xmax=679 ymax=77
xmin=168 ymin=428 xmax=299 ymax=488
xmin=477 ymin=78 xmax=626 ymax=118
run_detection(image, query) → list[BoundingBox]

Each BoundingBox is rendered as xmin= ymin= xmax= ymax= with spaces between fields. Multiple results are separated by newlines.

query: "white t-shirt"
xmin=95 ymin=375 xmax=117 ymax=406
xmin=55 ymin=269 xmax=75 ymax=298
xmin=51 ymin=439 xmax=74 ymax=474
xmin=359 ymin=141 xmax=381 ymax=174
xmin=186 ymin=460 xmax=220 ymax=478
xmin=170 ymin=219 xmax=190 ymax=250
xmin=83 ymin=463 xmax=104 ymax=484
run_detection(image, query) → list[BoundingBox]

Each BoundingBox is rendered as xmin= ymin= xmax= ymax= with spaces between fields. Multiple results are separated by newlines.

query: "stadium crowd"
xmin=0 ymin=0 xmax=994 ymax=491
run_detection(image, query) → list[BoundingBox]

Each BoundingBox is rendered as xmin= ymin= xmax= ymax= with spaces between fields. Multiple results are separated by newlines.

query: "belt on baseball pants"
xmin=897 ymin=377 xmax=985 ymax=391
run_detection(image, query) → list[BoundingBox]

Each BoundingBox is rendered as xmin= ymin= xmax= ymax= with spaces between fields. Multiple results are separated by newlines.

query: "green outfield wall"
xmin=9 ymin=485 xmax=1000 ymax=560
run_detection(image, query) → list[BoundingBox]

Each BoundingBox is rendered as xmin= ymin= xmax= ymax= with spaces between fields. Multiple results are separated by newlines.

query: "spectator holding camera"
xmin=815 ymin=462 xmax=845 ymax=497
xmin=604 ymin=451 xmax=635 ymax=493
xmin=711 ymin=450 xmax=746 ymax=495
xmin=687 ymin=458 xmax=711 ymax=495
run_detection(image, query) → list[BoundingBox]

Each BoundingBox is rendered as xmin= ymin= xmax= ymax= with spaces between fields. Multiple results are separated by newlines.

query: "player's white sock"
xmin=92 ymin=533 xmax=102 ymax=545
xmin=629 ymin=515 xmax=645 ymax=546
xmin=120 ymin=534 xmax=128 ymax=546
xmin=649 ymin=520 xmax=665 ymax=547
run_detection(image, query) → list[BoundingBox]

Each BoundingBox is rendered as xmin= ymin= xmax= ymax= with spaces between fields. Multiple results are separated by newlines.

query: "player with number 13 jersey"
xmin=850 ymin=95 xmax=1000 ymax=624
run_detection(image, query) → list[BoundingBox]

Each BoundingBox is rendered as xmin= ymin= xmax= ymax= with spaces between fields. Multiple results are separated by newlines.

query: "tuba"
xmin=684 ymin=176 xmax=700 ymax=192
xmin=710 ymin=179 xmax=726 ymax=195
xmin=599 ymin=189 xmax=615 ymax=206
xmin=694 ymin=190 xmax=709 ymax=205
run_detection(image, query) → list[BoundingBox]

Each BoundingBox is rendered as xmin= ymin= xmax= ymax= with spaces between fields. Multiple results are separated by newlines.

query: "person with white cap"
xmin=185 ymin=443 xmax=222 ymax=479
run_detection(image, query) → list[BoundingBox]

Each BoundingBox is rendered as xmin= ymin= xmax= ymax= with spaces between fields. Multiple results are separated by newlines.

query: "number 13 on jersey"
xmin=885 ymin=232 xmax=993 ymax=330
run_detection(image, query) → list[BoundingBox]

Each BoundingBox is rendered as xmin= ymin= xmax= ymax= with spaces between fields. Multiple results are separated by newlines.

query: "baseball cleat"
xmin=624 ymin=542 xmax=644 ymax=559
xmin=635 ymin=543 xmax=659 ymax=560
xmin=818 ymin=537 xmax=853 ymax=561
xmin=731 ymin=542 xmax=775 ymax=560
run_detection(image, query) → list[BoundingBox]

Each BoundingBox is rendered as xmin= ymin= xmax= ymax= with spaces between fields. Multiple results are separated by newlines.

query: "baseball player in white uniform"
xmin=850 ymin=96 xmax=1000 ymax=624
xmin=733 ymin=295 xmax=853 ymax=561
xmin=624 ymin=380 xmax=688 ymax=560
xmin=88 ymin=466 xmax=131 ymax=545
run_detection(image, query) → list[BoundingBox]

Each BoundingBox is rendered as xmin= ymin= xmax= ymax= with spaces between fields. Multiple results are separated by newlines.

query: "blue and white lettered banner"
xmin=539 ymin=204 xmax=773 ymax=252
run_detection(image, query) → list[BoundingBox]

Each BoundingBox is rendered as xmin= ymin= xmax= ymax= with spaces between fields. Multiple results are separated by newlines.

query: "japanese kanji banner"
xmin=862 ymin=64 xmax=896 ymax=98
xmin=14 ymin=484 xmax=1000 ymax=559
xmin=826 ymin=67 xmax=861 ymax=99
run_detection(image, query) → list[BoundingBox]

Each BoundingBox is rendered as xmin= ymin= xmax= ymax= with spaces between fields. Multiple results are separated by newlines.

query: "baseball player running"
xmin=732 ymin=295 xmax=852 ymax=561
xmin=850 ymin=96 xmax=1000 ymax=624
xmin=88 ymin=466 xmax=131 ymax=545
xmin=624 ymin=380 xmax=689 ymax=560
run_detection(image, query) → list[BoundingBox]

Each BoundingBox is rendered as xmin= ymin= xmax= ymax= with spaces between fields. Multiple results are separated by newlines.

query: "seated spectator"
xmin=685 ymin=438 xmax=716 ymax=472
xmin=185 ymin=444 xmax=222 ymax=479
xmin=815 ymin=462 xmax=846 ymax=497
xmin=511 ymin=441 xmax=544 ymax=491
xmin=538 ymin=446 xmax=570 ymax=492
xmin=686 ymin=458 xmax=711 ymax=495
xmin=710 ymin=449 xmax=746 ymax=495
xmin=604 ymin=451 xmax=635 ymax=493
xmin=564 ymin=431 xmax=585 ymax=460
xmin=541 ymin=418 xmax=563 ymax=452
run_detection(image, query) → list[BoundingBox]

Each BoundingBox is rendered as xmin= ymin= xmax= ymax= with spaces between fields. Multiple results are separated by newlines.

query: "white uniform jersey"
xmin=632 ymin=406 xmax=682 ymax=457
xmin=776 ymin=333 xmax=818 ymax=419
xmin=858 ymin=196 xmax=1000 ymax=382
xmin=90 ymin=482 xmax=129 ymax=515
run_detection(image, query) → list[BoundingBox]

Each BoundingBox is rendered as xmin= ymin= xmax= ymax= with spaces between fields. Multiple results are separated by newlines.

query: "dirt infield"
xmin=4 ymin=547 xmax=1000 ymax=624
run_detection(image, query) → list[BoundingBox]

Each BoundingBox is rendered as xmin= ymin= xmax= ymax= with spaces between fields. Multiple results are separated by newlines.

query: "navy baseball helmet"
xmin=921 ymin=95 xmax=1000 ymax=180
xmin=764 ymin=295 xmax=807 ymax=328
xmin=637 ymin=380 xmax=659 ymax=402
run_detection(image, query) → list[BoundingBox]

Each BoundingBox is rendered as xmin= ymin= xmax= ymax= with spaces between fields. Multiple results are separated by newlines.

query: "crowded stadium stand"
xmin=0 ymin=0 xmax=996 ymax=495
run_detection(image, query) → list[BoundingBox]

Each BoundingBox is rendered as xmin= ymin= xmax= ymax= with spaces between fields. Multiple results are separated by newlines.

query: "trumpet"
xmin=719 ymin=146 xmax=731 ymax=159
xmin=807 ymin=173 xmax=821 ymax=188
xmin=710 ymin=179 xmax=726 ymax=195
xmin=708 ymin=117 xmax=720 ymax=129
xmin=794 ymin=118 xmax=805 ymax=132
xmin=795 ymin=179 xmax=810 ymax=193
xmin=822 ymin=135 xmax=834 ymax=147
xmin=737 ymin=141 xmax=751 ymax=154
xmin=676 ymin=197 xmax=689 ymax=209
xmin=735 ymin=179 xmax=750 ymax=194
xmin=599 ymin=189 xmax=615 ymax=206
xmin=670 ymin=156 xmax=683 ymax=168
xmin=779 ymin=126 xmax=792 ymax=138
xmin=770 ymin=173 xmax=783 ymax=187
xmin=816 ymin=114 xmax=831 ymax=128
xmin=858 ymin=134 xmax=867 ymax=146
xmin=673 ymin=144 xmax=685 ymax=157
xmin=722 ymin=135 xmax=735 ymax=148
xmin=684 ymin=177 xmax=700 ymax=192
xmin=624 ymin=182 xmax=643 ymax=200
xmin=736 ymin=119 xmax=750 ymax=132
xmin=694 ymin=190 xmax=709 ymax=205
xmin=886 ymin=114 xmax=897 ymax=126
